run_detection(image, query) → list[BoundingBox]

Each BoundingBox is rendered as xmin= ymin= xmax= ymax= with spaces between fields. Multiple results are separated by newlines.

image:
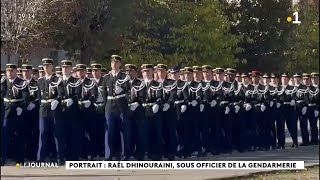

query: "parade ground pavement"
xmin=1 ymin=124 xmax=320 ymax=180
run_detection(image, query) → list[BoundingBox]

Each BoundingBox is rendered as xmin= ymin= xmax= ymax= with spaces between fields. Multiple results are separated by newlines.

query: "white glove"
xmin=210 ymin=100 xmax=217 ymax=107
xmin=245 ymin=104 xmax=252 ymax=111
xmin=152 ymin=104 xmax=159 ymax=113
xmin=181 ymin=105 xmax=187 ymax=113
xmin=290 ymin=100 xmax=295 ymax=106
xmin=97 ymin=96 xmax=104 ymax=103
xmin=84 ymin=100 xmax=91 ymax=108
xmin=51 ymin=100 xmax=59 ymax=110
xmin=270 ymin=101 xmax=274 ymax=107
xmin=16 ymin=107 xmax=23 ymax=116
xmin=115 ymin=86 xmax=123 ymax=94
xmin=191 ymin=100 xmax=198 ymax=107
xmin=235 ymin=105 xmax=240 ymax=113
xmin=66 ymin=98 xmax=74 ymax=107
xmin=130 ymin=102 xmax=139 ymax=111
xmin=314 ymin=110 xmax=319 ymax=118
xmin=27 ymin=103 xmax=36 ymax=111
xmin=162 ymin=103 xmax=170 ymax=111
xmin=301 ymin=107 xmax=307 ymax=115
xmin=261 ymin=104 xmax=266 ymax=112
xmin=276 ymin=102 xmax=281 ymax=108
xmin=225 ymin=107 xmax=230 ymax=114
xmin=200 ymin=104 xmax=204 ymax=112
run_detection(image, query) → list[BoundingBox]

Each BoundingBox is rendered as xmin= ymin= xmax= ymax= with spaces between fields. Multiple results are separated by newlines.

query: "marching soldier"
xmin=201 ymin=65 xmax=219 ymax=155
xmin=179 ymin=69 xmax=185 ymax=81
xmin=241 ymin=73 xmax=257 ymax=151
xmin=17 ymin=68 xmax=23 ymax=78
xmin=170 ymin=67 xmax=188 ymax=158
xmin=269 ymin=73 xmax=281 ymax=150
xmin=60 ymin=60 xmax=82 ymax=161
xmin=125 ymin=64 xmax=146 ymax=160
xmin=294 ymin=73 xmax=310 ymax=146
xmin=308 ymin=72 xmax=319 ymax=145
xmin=157 ymin=64 xmax=178 ymax=160
xmin=103 ymin=55 xmax=130 ymax=161
xmin=21 ymin=64 xmax=40 ymax=161
xmin=37 ymin=58 xmax=65 ymax=164
xmin=91 ymin=64 xmax=106 ymax=159
xmin=251 ymin=71 xmax=270 ymax=151
xmin=141 ymin=64 xmax=163 ymax=160
xmin=278 ymin=73 xmax=298 ymax=148
xmin=1 ymin=64 xmax=29 ymax=165
xmin=226 ymin=68 xmax=244 ymax=152
xmin=220 ymin=68 xmax=236 ymax=153
xmin=75 ymin=64 xmax=98 ymax=160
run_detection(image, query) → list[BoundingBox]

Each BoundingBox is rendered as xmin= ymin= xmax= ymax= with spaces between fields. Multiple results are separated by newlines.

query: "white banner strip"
xmin=65 ymin=161 xmax=304 ymax=170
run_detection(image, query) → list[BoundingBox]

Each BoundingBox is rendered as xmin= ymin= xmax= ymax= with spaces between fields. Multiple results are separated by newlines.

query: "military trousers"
xmin=24 ymin=107 xmax=39 ymax=160
xmin=307 ymin=106 xmax=319 ymax=144
xmin=1 ymin=107 xmax=25 ymax=163
xmin=162 ymin=107 xmax=178 ymax=160
xmin=37 ymin=105 xmax=65 ymax=162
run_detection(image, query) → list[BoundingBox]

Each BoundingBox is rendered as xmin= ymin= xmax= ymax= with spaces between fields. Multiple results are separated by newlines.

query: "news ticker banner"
xmin=61 ymin=161 xmax=305 ymax=170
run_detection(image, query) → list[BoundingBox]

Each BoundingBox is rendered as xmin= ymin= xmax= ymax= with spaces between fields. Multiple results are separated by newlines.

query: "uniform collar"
xmin=62 ymin=75 xmax=71 ymax=81
xmin=8 ymin=76 xmax=17 ymax=83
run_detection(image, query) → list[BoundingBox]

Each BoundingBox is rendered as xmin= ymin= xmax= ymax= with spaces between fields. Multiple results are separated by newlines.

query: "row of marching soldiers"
xmin=1 ymin=55 xmax=319 ymax=165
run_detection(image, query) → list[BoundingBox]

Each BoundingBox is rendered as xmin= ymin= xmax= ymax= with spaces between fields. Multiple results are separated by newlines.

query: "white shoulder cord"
xmin=116 ymin=74 xmax=130 ymax=86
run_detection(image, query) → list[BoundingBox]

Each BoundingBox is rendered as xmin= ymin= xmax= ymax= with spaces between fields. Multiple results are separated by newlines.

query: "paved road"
xmin=1 ymin=145 xmax=319 ymax=180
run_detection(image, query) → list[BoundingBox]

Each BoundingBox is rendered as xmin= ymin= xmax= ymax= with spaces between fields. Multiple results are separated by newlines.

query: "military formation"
xmin=0 ymin=55 xmax=319 ymax=166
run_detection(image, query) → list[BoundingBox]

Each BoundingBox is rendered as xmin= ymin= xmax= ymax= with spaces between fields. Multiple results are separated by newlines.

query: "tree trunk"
xmin=80 ymin=43 xmax=92 ymax=65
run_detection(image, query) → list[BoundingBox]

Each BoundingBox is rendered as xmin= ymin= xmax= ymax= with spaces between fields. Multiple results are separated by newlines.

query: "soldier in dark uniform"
xmin=201 ymin=65 xmax=219 ymax=155
xmin=55 ymin=66 xmax=62 ymax=76
xmin=1 ymin=64 xmax=29 ymax=165
xmin=75 ymin=64 xmax=98 ymax=160
xmin=59 ymin=60 xmax=82 ymax=161
xmin=38 ymin=65 xmax=45 ymax=79
xmin=226 ymin=68 xmax=244 ymax=152
xmin=140 ymin=64 xmax=163 ymax=160
xmin=37 ymin=58 xmax=65 ymax=164
xmin=269 ymin=73 xmax=281 ymax=150
xmin=125 ymin=64 xmax=145 ymax=160
xmin=186 ymin=66 xmax=204 ymax=156
xmin=210 ymin=68 xmax=226 ymax=154
xmin=32 ymin=68 xmax=40 ymax=81
xmin=103 ymin=55 xmax=130 ymax=161
xmin=308 ymin=72 xmax=319 ymax=145
xmin=241 ymin=73 xmax=258 ymax=151
xmin=235 ymin=73 xmax=241 ymax=83
xmin=170 ymin=67 xmax=188 ymax=158
xmin=251 ymin=71 xmax=270 ymax=151
xmin=21 ymin=64 xmax=40 ymax=161
xmin=294 ymin=73 xmax=310 ymax=146
xmin=157 ymin=64 xmax=178 ymax=160
xmin=278 ymin=73 xmax=298 ymax=148
xmin=179 ymin=69 xmax=185 ymax=81
xmin=153 ymin=66 xmax=159 ymax=81
xmin=91 ymin=64 xmax=106 ymax=159
xmin=220 ymin=69 xmax=236 ymax=153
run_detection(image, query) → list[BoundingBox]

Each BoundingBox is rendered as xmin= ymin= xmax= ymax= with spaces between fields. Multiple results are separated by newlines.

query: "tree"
xmin=120 ymin=0 xmax=242 ymax=68
xmin=1 ymin=0 xmax=48 ymax=62
xmin=222 ymin=0 xmax=294 ymax=73
xmin=284 ymin=1 xmax=319 ymax=73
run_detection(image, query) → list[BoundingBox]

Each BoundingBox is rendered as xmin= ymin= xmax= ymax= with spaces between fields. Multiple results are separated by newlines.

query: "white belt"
xmin=296 ymin=100 xmax=305 ymax=103
xmin=3 ymin=98 xmax=23 ymax=103
xmin=308 ymin=104 xmax=316 ymax=106
xmin=174 ymin=100 xmax=184 ymax=104
xmin=220 ymin=101 xmax=229 ymax=104
xmin=283 ymin=102 xmax=291 ymax=105
xmin=41 ymin=99 xmax=54 ymax=103
xmin=107 ymin=94 xmax=126 ymax=100
xmin=142 ymin=103 xmax=155 ymax=107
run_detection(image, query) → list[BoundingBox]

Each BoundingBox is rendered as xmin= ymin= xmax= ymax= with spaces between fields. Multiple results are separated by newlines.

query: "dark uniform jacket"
xmin=37 ymin=74 xmax=64 ymax=118
xmin=103 ymin=71 xmax=130 ymax=113
xmin=79 ymin=77 xmax=98 ymax=108
xmin=1 ymin=76 xmax=29 ymax=119
xmin=159 ymin=79 xmax=177 ymax=108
